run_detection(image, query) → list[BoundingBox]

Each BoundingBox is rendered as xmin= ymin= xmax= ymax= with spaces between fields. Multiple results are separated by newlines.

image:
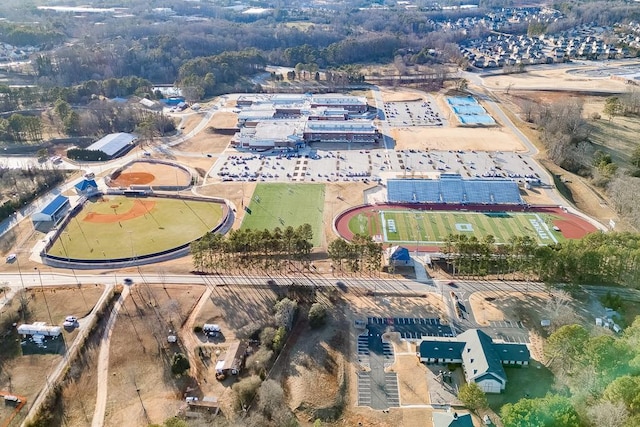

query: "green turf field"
xmin=47 ymin=196 xmax=224 ymax=260
xmin=348 ymin=209 xmax=564 ymax=245
xmin=241 ymin=183 xmax=325 ymax=247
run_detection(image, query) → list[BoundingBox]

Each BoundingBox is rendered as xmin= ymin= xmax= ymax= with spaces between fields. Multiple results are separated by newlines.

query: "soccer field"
xmin=350 ymin=209 xmax=563 ymax=245
xmin=241 ymin=183 xmax=325 ymax=247
xmin=47 ymin=196 xmax=225 ymax=260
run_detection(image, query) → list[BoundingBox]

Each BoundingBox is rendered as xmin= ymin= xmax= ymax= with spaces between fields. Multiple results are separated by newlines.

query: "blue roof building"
xmin=74 ymin=179 xmax=98 ymax=195
xmin=32 ymin=195 xmax=70 ymax=223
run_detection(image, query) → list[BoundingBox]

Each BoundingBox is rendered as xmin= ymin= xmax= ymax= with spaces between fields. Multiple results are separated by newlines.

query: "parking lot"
xmin=383 ymin=98 xmax=445 ymax=127
xmin=356 ymin=371 xmax=400 ymax=409
xmin=210 ymin=148 xmax=545 ymax=185
xmin=367 ymin=317 xmax=455 ymax=339
xmin=484 ymin=320 xmax=530 ymax=344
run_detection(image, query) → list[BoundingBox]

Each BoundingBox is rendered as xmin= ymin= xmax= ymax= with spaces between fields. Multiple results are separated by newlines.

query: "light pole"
xmin=15 ymin=254 xmax=27 ymax=322
xmin=35 ymin=268 xmax=54 ymax=324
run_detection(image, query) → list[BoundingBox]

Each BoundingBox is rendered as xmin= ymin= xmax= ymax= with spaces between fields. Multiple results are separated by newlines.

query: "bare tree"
xmin=587 ymin=400 xmax=629 ymax=427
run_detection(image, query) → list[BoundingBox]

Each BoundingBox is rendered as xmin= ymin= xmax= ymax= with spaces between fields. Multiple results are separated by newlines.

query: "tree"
xmin=604 ymin=96 xmax=622 ymax=121
xmin=308 ymin=302 xmax=327 ymax=329
xmin=501 ymin=394 xmax=579 ymax=427
xmin=586 ymin=400 xmax=629 ymax=427
xmin=246 ymin=346 xmax=273 ymax=377
xmin=272 ymin=326 xmax=287 ymax=351
xmin=631 ymin=145 xmax=640 ymax=169
xmin=171 ymin=352 xmax=190 ymax=376
xmin=457 ymin=383 xmax=488 ymax=412
xmin=232 ymin=375 xmax=262 ymax=409
xmin=257 ymin=379 xmax=285 ymax=419
xmin=603 ymin=375 xmax=640 ymax=413
xmin=274 ymin=298 xmax=297 ymax=331
xmin=544 ymin=324 xmax=589 ymax=374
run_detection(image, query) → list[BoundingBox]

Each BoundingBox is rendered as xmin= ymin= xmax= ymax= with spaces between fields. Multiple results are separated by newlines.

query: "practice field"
xmin=241 ymin=183 xmax=325 ymax=247
xmin=46 ymin=195 xmax=225 ymax=260
xmin=347 ymin=208 xmax=577 ymax=246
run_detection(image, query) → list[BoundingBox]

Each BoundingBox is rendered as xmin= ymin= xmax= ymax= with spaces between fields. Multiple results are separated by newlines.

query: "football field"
xmin=349 ymin=209 xmax=563 ymax=245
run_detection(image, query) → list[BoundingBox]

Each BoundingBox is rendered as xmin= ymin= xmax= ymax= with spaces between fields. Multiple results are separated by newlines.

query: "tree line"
xmin=442 ymin=232 xmax=640 ymax=287
xmin=499 ymin=318 xmax=640 ymax=427
xmin=327 ymin=234 xmax=383 ymax=275
xmin=191 ymin=225 xmax=314 ymax=273
xmin=0 ymin=114 xmax=43 ymax=142
xmin=0 ymin=167 xmax=66 ymax=221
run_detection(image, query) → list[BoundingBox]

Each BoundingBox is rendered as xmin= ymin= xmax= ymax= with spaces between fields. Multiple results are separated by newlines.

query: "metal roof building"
xmin=86 ymin=133 xmax=136 ymax=158
xmin=31 ymin=194 xmax=70 ymax=223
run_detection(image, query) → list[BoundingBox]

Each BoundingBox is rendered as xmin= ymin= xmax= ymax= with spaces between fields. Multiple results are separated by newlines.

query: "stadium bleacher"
xmin=387 ymin=176 xmax=524 ymax=205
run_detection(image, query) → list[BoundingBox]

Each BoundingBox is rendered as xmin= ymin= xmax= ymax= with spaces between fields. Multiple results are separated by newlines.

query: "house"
xmin=31 ymin=195 xmax=70 ymax=224
xmin=74 ymin=179 xmax=99 ymax=196
xmin=86 ymin=133 xmax=136 ymax=159
xmin=419 ymin=329 xmax=529 ymax=393
xmin=433 ymin=410 xmax=474 ymax=427
xmin=215 ymin=341 xmax=247 ymax=377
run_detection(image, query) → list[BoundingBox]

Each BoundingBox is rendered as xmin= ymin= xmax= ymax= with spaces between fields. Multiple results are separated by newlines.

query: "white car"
xmin=5 ymin=253 xmax=16 ymax=263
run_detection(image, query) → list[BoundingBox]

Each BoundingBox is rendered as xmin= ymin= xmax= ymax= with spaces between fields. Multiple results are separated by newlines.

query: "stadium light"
xmin=34 ymin=267 xmax=54 ymax=325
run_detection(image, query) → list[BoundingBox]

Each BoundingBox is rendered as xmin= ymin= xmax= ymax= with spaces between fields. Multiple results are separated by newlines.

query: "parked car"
xmin=5 ymin=253 xmax=16 ymax=263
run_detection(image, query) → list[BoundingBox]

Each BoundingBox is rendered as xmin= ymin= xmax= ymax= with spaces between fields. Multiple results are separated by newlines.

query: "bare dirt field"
xmin=391 ymin=126 xmax=525 ymax=152
xmin=0 ymin=285 xmax=105 ymax=426
xmin=481 ymin=67 xmax=629 ymax=93
xmin=174 ymin=112 xmax=236 ymax=154
xmin=109 ymin=161 xmax=191 ymax=187
xmin=379 ymin=87 xmax=427 ymax=102
xmin=104 ymin=284 xmax=204 ymax=426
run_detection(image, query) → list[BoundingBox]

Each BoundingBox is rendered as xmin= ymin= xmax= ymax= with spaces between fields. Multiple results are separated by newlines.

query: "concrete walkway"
xmin=412 ymin=256 xmax=431 ymax=283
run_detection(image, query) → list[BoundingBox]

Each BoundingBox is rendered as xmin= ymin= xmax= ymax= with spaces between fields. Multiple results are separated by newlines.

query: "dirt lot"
xmin=391 ymin=126 xmax=525 ymax=152
xmin=110 ymin=161 xmax=191 ymax=187
xmin=103 ymin=284 xmax=204 ymax=426
xmin=173 ymin=111 xmax=236 ymax=154
xmin=0 ymin=285 xmax=105 ymax=426
xmin=481 ymin=67 xmax=629 ymax=93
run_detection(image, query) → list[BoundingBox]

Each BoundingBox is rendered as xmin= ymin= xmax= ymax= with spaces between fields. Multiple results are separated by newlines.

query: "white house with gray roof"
xmin=418 ymin=329 xmax=529 ymax=393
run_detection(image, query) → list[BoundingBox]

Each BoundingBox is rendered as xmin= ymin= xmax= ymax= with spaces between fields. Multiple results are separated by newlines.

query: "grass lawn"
xmin=348 ymin=210 xmax=565 ymax=245
xmin=241 ymin=183 xmax=325 ymax=247
xmin=47 ymin=196 xmax=224 ymax=260
xmin=487 ymin=364 xmax=555 ymax=412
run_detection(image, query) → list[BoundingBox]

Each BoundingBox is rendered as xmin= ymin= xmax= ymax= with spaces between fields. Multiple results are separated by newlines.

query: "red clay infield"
xmin=110 ymin=172 xmax=155 ymax=186
xmin=335 ymin=203 xmax=598 ymax=249
xmin=83 ymin=199 xmax=156 ymax=223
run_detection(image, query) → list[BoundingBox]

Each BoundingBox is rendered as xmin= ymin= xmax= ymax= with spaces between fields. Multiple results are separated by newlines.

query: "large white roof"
xmin=87 ymin=133 xmax=136 ymax=157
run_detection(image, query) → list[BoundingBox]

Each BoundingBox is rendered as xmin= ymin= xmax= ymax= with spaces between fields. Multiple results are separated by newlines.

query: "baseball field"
xmin=46 ymin=195 xmax=225 ymax=260
xmin=348 ymin=209 xmax=566 ymax=246
xmin=241 ymin=183 xmax=325 ymax=247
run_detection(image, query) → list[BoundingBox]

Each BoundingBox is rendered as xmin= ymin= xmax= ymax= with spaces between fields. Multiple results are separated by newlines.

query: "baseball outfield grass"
xmin=47 ymin=195 xmax=224 ymax=260
xmin=240 ymin=183 xmax=325 ymax=247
